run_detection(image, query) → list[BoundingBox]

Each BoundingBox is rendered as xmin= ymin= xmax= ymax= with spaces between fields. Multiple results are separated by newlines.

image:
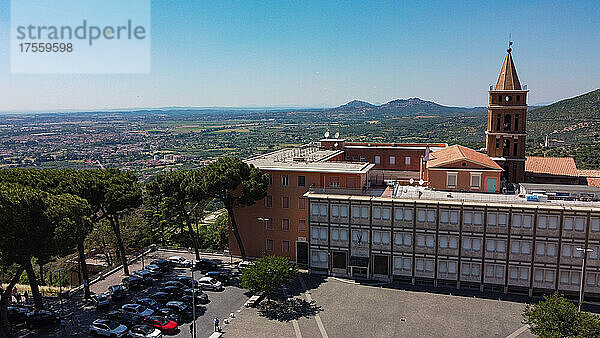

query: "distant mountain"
xmin=329 ymin=97 xmax=484 ymax=115
xmin=529 ymin=88 xmax=600 ymax=121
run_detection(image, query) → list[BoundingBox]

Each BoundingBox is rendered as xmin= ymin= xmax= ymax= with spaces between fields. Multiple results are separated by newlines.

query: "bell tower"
xmin=486 ymin=47 xmax=528 ymax=183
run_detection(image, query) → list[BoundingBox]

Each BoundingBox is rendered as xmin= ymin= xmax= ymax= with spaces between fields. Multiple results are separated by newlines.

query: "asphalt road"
xmin=14 ymin=250 xmax=248 ymax=338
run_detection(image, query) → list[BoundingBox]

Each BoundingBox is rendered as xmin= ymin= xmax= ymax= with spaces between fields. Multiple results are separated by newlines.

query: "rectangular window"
xmin=282 ymin=196 xmax=289 ymax=209
xmin=266 ymin=239 xmax=273 ymax=251
xmin=450 ymin=211 xmax=459 ymax=224
xmin=417 ymin=234 xmax=425 ymax=247
xmin=547 ymin=243 xmax=556 ymax=257
xmin=473 ymin=212 xmax=483 ymax=226
xmin=463 ymin=238 xmax=472 ymax=250
xmin=498 ymin=213 xmax=507 ymax=227
xmin=549 ymin=216 xmax=558 ymax=230
xmin=417 ymin=209 xmax=426 ymax=223
xmin=404 ymin=233 xmax=412 ymax=246
xmin=562 ymin=244 xmax=572 ymax=258
xmin=538 ymin=216 xmax=547 ymax=229
xmin=449 ymin=261 xmax=457 ymax=274
xmin=375 ymin=156 xmax=381 ymax=165
xmin=486 ymin=239 xmax=496 ymax=252
xmin=564 ymin=217 xmax=574 ymax=230
xmin=298 ymin=220 xmax=306 ymax=232
xmin=523 ymin=215 xmax=532 ymax=229
xmin=340 ymin=205 xmax=348 ymax=217
xmin=360 ymin=156 xmax=366 ymax=162
xmin=464 ymin=212 xmax=472 ymax=225
xmin=373 ymin=231 xmax=382 ymax=244
xmin=449 ymin=236 xmax=458 ymax=249
xmin=512 ymin=214 xmax=521 ymax=228
xmin=298 ymin=175 xmax=306 ymax=187
xmin=331 ymin=205 xmax=339 ymax=217
xmin=488 ymin=213 xmax=497 ymax=226
xmin=282 ymin=219 xmax=289 ymax=231
xmin=440 ymin=236 xmax=449 ymax=249
xmin=361 ymin=206 xmax=369 ymax=219
xmin=447 ymin=172 xmax=457 ymax=188
xmin=403 ymin=258 xmax=411 ymax=271
xmin=332 ymin=229 xmax=339 ymax=241
xmin=497 ymin=240 xmax=506 ymax=253
xmin=427 ymin=210 xmax=436 ymax=223
xmin=405 ymin=157 xmax=411 ymax=166
xmin=425 ymin=259 xmax=434 ymax=272
xmin=352 ymin=206 xmax=360 ymax=218
xmin=390 ymin=156 xmax=396 ymax=165
xmin=339 ymin=229 xmax=348 ymax=241
xmin=575 ymin=218 xmax=585 ymax=232
xmin=282 ymin=240 xmax=290 ymax=253
xmin=382 ymin=207 xmax=391 ymax=220
xmin=440 ymin=210 xmax=449 ymax=224
xmin=373 ymin=207 xmax=381 ymax=219
xmin=311 ymin=203 xmax=319 ymax=216
xmin=265 ymin=196 xmax=273 ymax=208
xmin=298 ymin=198 xmax=306 ymax=210
xmin=470 ymin=173 xmax=481 ymax=188
xmin=592 ymin=218 xmax=600 ymax=232
xmin=266 ymin=218 xmax=273 ymax=230
xmin=319 ymin=204 xmax=328 ymax=216
xmin=404 ymin=209 xmax=413 ymax=222
xmin=472 ymin=238 xmax=481 ymax=251
xmin=281 ymin=175 xmax=289 ymax=186
xmin=426 ymin=235 xmax=435 ymax=248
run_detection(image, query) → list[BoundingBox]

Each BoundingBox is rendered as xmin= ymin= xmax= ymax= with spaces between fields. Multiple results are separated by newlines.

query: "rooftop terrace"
xmin=245 ymin=147 xmax=374 ymax=173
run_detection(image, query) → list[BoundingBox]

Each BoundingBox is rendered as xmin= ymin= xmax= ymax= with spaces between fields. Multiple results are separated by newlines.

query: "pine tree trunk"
xmin=25 ymin=261 xmax=43 ymax=309
xmin=184 ymin=212 xmax=200 ymax=261
xmin=227 ymin=206 xmax=246 ymax=260
xmin=109 ymin=215 xmax=129 ymax=275
xmin=1 ymin=262 xmax=27 ymax=338
xmin=77 ymin=242 xmax=91 ymax=299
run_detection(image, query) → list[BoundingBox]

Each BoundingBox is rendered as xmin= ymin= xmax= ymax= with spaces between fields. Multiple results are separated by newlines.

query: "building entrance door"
xmin=487 ymin=178 xmax=497 ymax=193
xmin=373 ymin=255 xmax=389 ymax=276
xmin=296 ymin=242 xmax=308 ymax=267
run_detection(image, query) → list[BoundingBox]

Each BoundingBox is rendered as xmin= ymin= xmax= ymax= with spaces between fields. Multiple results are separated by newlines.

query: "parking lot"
xmin=13 ymin=250 xmax=247 ymax=337
xmin=224 ymin=274 xmax=535 ymax=338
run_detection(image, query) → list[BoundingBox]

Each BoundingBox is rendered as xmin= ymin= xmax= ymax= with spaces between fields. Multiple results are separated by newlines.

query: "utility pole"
xmin=576 ymin=247 xmax=594 ymax=311
xmin=191 ymin=266 xmax=197 ymax=338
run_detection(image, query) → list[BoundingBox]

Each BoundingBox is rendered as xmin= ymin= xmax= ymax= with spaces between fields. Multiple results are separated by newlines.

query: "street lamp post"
xmin=191 ymin=266 xmax=196 ymax=338
xmin=258 ymin=217 xmax=267 ymax=256
xmin=576 ymin=247 xmax=594 ymax=311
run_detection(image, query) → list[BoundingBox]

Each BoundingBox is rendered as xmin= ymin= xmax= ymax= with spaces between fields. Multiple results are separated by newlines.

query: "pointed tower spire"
xmin=494 ymin=47 xmax=521 ymax=90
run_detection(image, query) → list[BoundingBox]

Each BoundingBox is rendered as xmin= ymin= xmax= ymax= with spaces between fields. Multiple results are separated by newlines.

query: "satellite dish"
xmin=334 ymin=132 xmax=340 ymax=138
xmin=324 ymin=131 xmax=330 ymax=138
xmin=409 ymin=178 xmax=414 ymax=184
xmin=419 ymin=179 xmax=424 ymax=186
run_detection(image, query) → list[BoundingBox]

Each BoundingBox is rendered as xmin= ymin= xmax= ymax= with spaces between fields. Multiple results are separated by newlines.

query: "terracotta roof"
xmin=525 ymin=157 xmax=578 ymax=177
xmin=427 ymin=145 xmax=502 ymax=169
xmin=579 ymin=169 xmax=600 ymax=178
xmin=495 ymin=48 xmax=521 ymax=90
xmin=587 ymin=178 xmax=600 ymax=189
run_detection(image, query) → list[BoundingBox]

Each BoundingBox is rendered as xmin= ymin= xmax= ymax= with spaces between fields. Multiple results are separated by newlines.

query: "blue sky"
xmin=1 ymin=0 xmax=599 ymax=111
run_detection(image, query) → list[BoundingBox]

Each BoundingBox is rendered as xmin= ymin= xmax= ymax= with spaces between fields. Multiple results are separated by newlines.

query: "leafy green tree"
xmin=198 ymin=158 xmax=269 ymax=260
xmin=146 ymin=171 xmax=202 ymax=260
xmin=240 ymin=256 xmax=298 ymax=303
xmin=98 ymin=169 xmax=143 ymax=275
xmin=523 ymin=294 xmax=600 ymax=337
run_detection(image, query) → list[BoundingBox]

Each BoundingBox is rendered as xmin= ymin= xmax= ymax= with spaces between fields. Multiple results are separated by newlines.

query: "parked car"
xmin=134 ymin=298 xmax=165 ymax=311
xmin=25 ymin=310 xmax=61 ymax=329
xmin=127 ymin=324 xmax=163 ymax=338
xmin=164 ymin=301 xmax=192 ymax=319
xmin=237 ymin=260 xmax=251 ymax=270
xmin=142 ymin=315 xmax=178 ymax=334
xmin=182 ymin=288 xmax=209 ymax=304
xmin=121 ymin=303 xmax=154 ymax=317
xmin=194 ymin=258 xmax=219 ymax=271
xmin=7 ymin=305 xmax=30 ymax=323
xmin=105 ymin=310 xmax=143 ymax=327
xmin=205 ymin=271 xmax=231 ymax=285
xmin=122 ymin=275 xmax=143 ymax=290
xmin=149 ymin=292 xmax=171 ymax=305
xmin=179 ymin=294 xmax=208 ymax=306
xmin=108 ymin=285 xmax=126 ymax=301
xmin=150 ymin=259 xmax=171 ymax=272
xmin=198 ymin=276 xmax=224 ymax=291
xmin=143 ymin=264 xmax=162 ymax=278
xmin=132 ymin=270 xmax=153 ymax=284
xmin=155 ymin=308 xmax=182 ymax=324
xmin=167 ymin=256 xmax=192 ymax=268
xmin=93 ymin=293 xmax=110 ymax=308
xmin=173 ymin=276 xmax=198 ymax=289
xmin=89 ymin=319 xmax=128 ymax=337
xmin=158 ymin=286 xmax=184 ymax=299
xmin=163 ymin=280 xmax=188 ymax=289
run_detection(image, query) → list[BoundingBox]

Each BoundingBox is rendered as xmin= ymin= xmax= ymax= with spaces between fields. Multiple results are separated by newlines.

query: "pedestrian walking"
xmin=24 ymin=291 xmax=29 ymax=304
xmin=15 ymin=292 xmax=21 ymax=304
xmin=214 ymin=317 xmax=220 ymax=332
